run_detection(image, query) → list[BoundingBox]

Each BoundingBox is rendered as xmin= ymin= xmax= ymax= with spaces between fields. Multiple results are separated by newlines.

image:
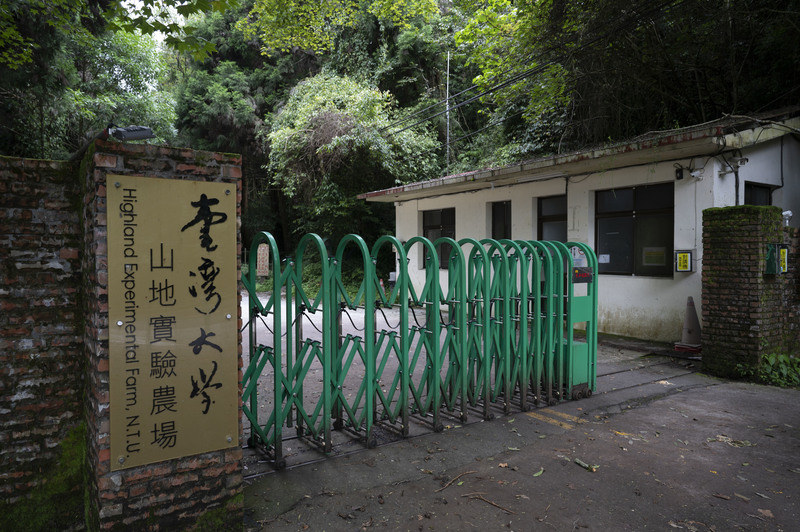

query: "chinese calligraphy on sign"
xmin=108 ymin=176 xmax=237 ymax=470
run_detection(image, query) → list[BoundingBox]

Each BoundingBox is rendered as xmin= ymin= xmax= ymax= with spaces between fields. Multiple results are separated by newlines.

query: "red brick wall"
xmin=82 ymin=139 xmax=243 ymax=529
xmin=0 ymin=157 xmax=84 ymax=507
xmin=0 ymin=139 xmax=243 ymax=530
xmin=784 ymin=226 xmax=800 ymax=354
xmin=701 ymin=206 xmax=798 ymax=377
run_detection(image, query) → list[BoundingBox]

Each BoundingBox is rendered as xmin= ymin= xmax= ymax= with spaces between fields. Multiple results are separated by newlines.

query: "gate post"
xmin=82 ymin=140 xmax=243 ymax=529
xmin=702 ymin=206 xmax=796 ymax=377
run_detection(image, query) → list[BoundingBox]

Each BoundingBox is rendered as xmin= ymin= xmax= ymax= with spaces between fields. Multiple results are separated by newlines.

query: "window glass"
xmin=541 ymin=220 xmax=567 ymax=242
xmin=633 ymin=213 xmax=673 ymax=276
xmin=597 ymin=188 xmax=634 ymax=214
xmin=597 ymin=216 xmax=634 ymax=274
xmin=635 ymin=183 xmax=674 ymax=210
xmin=744 ymin=183 xmax=772 ymax=206
xmin=538 ymin=194 xmax=568 ymax=241
xmin=539 ymin=195 xmax=567 ymax=217
xmin=491 ymin=201 xmax=512 ymax=240
xmin=423 ymin=210 xmax=441 ymax=227
xmin=422 ymin=208 xmax=455 ymax=269
xmin=595 ymin=183 xmax=673 ymax=277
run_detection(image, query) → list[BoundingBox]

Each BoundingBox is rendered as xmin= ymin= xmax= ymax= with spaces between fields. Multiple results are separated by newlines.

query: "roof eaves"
xmin=359 ymin=108 xmax=800 ymax=202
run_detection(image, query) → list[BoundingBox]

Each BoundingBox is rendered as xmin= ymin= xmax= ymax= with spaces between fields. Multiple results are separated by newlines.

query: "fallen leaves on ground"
xmin=707 ymin=434 xmax=755 ymax=447
xmin=574 ymin=458 xmax=598 ymax=472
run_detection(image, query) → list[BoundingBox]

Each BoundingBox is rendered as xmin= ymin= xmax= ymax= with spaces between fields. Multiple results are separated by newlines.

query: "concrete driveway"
xmin=242 ymin=333 xmax=800 ymax=531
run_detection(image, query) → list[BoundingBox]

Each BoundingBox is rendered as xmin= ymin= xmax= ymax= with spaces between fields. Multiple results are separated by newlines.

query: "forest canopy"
xmin=1 ymin=0 xmax=798 ymax=248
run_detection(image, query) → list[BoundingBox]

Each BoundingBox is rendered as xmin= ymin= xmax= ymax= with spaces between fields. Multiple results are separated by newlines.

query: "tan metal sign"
xmin=108 ymin=175 xmax=238 ymax=470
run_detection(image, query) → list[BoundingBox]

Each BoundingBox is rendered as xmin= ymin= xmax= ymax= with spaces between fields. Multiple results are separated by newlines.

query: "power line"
xmin=447 ymin=108 xmax=526 ymax=148
xmin=388 ymin=0 xmax=686 ymax=136
xmin=382 ymin=0 xmax=689 ymax=140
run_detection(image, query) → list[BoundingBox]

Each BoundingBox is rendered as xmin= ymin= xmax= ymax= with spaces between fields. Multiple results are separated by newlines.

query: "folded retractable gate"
xmin=242 ymin=232 xmax=597 ymax=468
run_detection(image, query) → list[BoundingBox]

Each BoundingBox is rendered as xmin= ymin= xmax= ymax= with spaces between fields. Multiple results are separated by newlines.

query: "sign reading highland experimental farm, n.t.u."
xmin=107 ymin=175 xmax=238 ymax=470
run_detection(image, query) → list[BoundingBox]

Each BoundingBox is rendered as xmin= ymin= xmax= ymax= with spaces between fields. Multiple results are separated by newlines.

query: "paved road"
xmin=242 ymin=339 xmax=800 ymax=531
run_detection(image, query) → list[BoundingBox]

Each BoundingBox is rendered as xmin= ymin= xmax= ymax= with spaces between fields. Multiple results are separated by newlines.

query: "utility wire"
xmin=382 ymin=0 xmax=689 ymax=140
xmin=447 ymin=109 xmax=526 ymax=148
xmin=390 ymin=0 xmax=686 ymax=136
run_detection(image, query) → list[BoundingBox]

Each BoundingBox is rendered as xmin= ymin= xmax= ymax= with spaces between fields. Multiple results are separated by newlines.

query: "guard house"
xmin=359 ymin=110 xmax=800 ymax=342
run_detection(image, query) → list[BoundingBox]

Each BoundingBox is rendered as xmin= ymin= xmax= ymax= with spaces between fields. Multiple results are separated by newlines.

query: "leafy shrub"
xmin=739 ymin=354 xmax=800 ymax=388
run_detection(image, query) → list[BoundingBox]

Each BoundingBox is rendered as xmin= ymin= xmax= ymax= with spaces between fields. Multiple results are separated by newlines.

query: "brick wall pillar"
xmin=0 ymin=157 xmax=84 ymax=529
xmin=82 ymin=140 xmax=243 ymax=529
xmin=701 ymin=206 xmax=796 ymax=378
xmin=784 ymin=225 xmax=800 ymax=354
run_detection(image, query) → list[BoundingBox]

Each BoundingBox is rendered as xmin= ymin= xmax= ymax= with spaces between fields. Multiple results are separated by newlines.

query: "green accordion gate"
xmin=242 ymin=233 xmax=597 ymax=468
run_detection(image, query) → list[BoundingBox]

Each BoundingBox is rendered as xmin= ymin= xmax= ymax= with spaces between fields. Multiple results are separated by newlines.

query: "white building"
xmin=360 ymin=110 xmax=800 ymax=342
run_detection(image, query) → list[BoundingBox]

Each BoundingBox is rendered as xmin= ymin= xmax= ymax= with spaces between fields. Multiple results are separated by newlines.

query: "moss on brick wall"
xmin=701 ymin=205 xmax=798 ymax=379
xmin=0 ymin=157 xmax=85 ymax=524
xmin=0 ymin=422 xmax=86 ymax=531
xmin=1 ymin=141 xmax=244 ymax=531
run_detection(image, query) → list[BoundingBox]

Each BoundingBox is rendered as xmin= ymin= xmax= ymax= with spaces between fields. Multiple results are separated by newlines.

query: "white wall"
xmin=395 ymin=179 xmax=566 ymax=297
xmin=566 ymin=160 xmax=708 ymax=342
xmin=392 ymin=142 xmax=800 ymax=342
xmin=739 ymin=137 xmax=800 ymax=225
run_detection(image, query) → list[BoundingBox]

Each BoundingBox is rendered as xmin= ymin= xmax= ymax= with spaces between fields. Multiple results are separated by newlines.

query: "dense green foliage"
xmin=0 ymin=27 xmax=176 ymax=159
xmin=0 ymin=3 xmax=179 ymax=160
xmin=2 ymin=0 xmax=799 ymax=248
xmin=457 ymin=0 xmax=800 ymax=154
xmin=0 ymin=0 xmax=238 ymax=70
xmin=739 ymin=354 xmax=800 ymax=388
xmin=236 ymin=0 xmax=438 ymax=54
xmin=175 ymin=1 xmax=453 ymax=250
xmin=267 ymin=71 xmax=439 ymax=243
xmin=172 ymin=5 xmax=316 ymax=153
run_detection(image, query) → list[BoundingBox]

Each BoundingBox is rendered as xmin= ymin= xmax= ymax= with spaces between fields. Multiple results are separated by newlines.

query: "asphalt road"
xmin=242 ymin=338 xmax=800 ymax=531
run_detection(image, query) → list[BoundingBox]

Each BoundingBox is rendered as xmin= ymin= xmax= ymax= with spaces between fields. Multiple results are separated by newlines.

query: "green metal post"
xmin=437 ymin=237 xmax=467 ymax=423
xmin=404 ymin=236 xmax=442 ymax=431
xmin=460 ymin=238 xmax=492 ymax=419
xmin=501 ymin=240 xmax=529 ymax=411
xmin=517 ymin=241 xmax=542 ymax=405
xmin=481 ymin=239 xmax=511 ymax=414
xmin=543 ymin=241 xmax=567 ymax=402
xmin=528 ymin=241 xmax=555 ymax=405
xmin=372 ymin=236 xmax=410 ymax=435
xmin=336 ymin=235 xmax=377 ymax=447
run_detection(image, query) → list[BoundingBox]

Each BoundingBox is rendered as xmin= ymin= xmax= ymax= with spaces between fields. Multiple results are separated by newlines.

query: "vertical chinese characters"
xmin=182 ymin=193 xmax=228 ymax=415
xmin=110 ymin=177 xmax=237 ymax=470
xmin=148 ymin=241 xmax=179 ymax=450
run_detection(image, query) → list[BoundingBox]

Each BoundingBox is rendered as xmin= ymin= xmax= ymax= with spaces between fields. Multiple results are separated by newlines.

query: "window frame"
xmin=744 ymin=182 xmax=773 ymax=206
xmin=538 ymin=194 xmax=568 ymax=242
xmin=490 ymin=200 xmax=512 ymax=240
xmin=595 ymin=183 xmax=674 ymax=277
xmin=421 ymin=207 xmax=455 ymax=270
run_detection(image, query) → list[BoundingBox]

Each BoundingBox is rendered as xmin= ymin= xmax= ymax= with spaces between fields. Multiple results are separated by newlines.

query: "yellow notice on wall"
xmin=780 ymin=247 xmax=788 ymax=274
xmin=676 ymin=251 xmax=692 ymax=272
xmin=108 ymin=175 xmax=238 ymax=471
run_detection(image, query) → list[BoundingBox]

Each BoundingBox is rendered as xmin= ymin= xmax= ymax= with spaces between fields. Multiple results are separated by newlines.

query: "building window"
xmin=491 ymin=201 xmax=512 ymax=240
xmin=595 ymin=183 xmax=674 ymax=277
xmin=538 ymin=195 xmax=567 ymax=241
xmin=422 ymin=208 xmax=455 ymax=269
xmin=744 ymin=182 xmax=772 ymax=206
